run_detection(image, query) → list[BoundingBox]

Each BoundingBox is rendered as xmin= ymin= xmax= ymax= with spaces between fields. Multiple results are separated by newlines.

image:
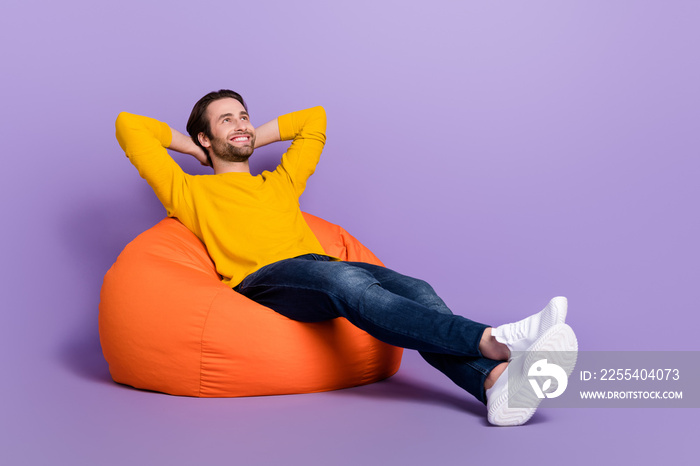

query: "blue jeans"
xmin=234 ymin=254 xmax=502 ymax=403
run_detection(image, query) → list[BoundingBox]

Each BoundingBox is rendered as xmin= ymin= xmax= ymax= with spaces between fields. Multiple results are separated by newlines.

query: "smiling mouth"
xmin=230 ymin=135 xmax=251 ymax=143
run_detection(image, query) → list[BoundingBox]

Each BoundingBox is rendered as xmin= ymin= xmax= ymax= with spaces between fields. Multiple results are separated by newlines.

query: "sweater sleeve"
xmin=276 ymin=106 xmax=327 ymax=197
xmin=115 ymin=112 xmax=188 ymax=216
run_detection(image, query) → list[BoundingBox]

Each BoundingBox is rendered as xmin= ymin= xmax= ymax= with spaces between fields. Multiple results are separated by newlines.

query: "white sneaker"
xmin=491 ymin=297 xmax=568 ymax=354
xmin=486 ymin=323 xmax=578 ymax=426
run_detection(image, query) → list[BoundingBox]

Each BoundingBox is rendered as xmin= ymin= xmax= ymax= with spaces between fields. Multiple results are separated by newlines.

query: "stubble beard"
xmin=210 ymin=134 xmax=256 ymax=163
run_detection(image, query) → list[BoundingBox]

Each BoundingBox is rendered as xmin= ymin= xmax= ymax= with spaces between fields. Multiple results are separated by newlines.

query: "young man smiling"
xmin=116 ymin=89 xmax=578 ymax=426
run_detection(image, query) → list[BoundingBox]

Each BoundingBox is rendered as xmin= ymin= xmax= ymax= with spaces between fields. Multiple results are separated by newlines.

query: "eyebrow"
xmin=218 ymin=111 xmax=249 ymax=121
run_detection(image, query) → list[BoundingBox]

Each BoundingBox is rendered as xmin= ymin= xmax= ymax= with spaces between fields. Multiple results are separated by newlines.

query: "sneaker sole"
xmin=488 ymin=323 xmax=578 ymax=426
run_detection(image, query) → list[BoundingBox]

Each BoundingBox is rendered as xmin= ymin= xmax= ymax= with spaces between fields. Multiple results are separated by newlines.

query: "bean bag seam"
xmin=198 ymin=286 xmax=232 ymax=397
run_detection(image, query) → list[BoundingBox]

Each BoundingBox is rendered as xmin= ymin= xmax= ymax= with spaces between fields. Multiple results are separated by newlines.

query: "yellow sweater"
xmin=115 ymin=107 xmax=329 ymax=287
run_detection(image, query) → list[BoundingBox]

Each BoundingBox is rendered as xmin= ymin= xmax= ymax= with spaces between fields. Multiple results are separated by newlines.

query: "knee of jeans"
xmin=333 ymin=264 xmax=378 ymax=289
xmin=412 ymin=278 xmax=435 ymax=294
xmin=413 ymin=279 xmax=452 ymax=314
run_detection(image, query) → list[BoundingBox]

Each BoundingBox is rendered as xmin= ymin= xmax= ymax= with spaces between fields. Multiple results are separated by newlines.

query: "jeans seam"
xmin=464 ymin=359 xmax=492 ymax=376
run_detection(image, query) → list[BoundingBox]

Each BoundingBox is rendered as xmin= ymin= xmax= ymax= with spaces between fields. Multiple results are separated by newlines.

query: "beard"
xmin=210 ymin=133 xmax=256 ymax=163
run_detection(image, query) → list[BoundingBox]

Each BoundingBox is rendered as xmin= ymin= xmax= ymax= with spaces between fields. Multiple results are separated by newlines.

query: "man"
xmin=116 ymin=89 xmax=578 ymax=426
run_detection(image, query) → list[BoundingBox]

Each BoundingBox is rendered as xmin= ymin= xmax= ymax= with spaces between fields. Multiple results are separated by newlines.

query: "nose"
xmin=235 ymin=117 xmax=250 ymax=132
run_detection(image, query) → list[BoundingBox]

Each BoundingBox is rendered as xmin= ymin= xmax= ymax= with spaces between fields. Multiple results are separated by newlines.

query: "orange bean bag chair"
xmin=98 ymin=213 xmax=403 ymax=397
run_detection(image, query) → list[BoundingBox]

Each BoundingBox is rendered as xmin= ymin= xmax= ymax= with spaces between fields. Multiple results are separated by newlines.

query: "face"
xmin=200 ymin=98 xmax=256 ymax=163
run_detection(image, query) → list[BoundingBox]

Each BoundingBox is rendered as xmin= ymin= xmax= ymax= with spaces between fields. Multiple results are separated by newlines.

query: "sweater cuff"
xmin=277 ymin=112 xmax=296 ymax=142
xmin=159 ymin=120 xmax=173 ymax=148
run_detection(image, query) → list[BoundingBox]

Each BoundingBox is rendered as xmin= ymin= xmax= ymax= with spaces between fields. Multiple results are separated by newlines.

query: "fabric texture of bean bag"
xmin=98 ymin=213 xmax=403 ymax=397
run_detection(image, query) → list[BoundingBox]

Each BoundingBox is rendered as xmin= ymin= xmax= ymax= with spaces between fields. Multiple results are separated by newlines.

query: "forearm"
xmin=169 ymin=127 xmax=203 ymax=157
xmin=254 ymin=118 xmax=281 ymax=149
xmin=167 ymin=126 xmax=208 ymax=166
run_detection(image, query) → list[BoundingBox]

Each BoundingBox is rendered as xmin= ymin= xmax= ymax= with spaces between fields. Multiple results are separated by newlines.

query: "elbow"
xmin=115 ymin=112 xmax=135 ymax=152
xmin=314 ymin=106 xmax=326 ymax=121
xmin=116 ymin=111 xmax=129 ymax=123
xmin=311 ymin=106 xmax=327 ymax=137
xmin=115 ymin=111 xmax=132 ymax=134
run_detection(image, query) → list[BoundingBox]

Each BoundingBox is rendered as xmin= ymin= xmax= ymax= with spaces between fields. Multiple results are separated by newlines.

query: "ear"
xmin=198 ymin=132 xmax=211 ymax=148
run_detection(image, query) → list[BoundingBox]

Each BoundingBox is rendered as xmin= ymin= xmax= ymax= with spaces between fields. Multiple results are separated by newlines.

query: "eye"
xmin=223 ymin=118 xmax=231 ymax=123
xmin=241 ymin=116 xmax=248 ymax=121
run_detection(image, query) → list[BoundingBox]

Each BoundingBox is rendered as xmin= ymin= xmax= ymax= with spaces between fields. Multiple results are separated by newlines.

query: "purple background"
xmin=2 ymin=0 xmax=697 ymax=464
